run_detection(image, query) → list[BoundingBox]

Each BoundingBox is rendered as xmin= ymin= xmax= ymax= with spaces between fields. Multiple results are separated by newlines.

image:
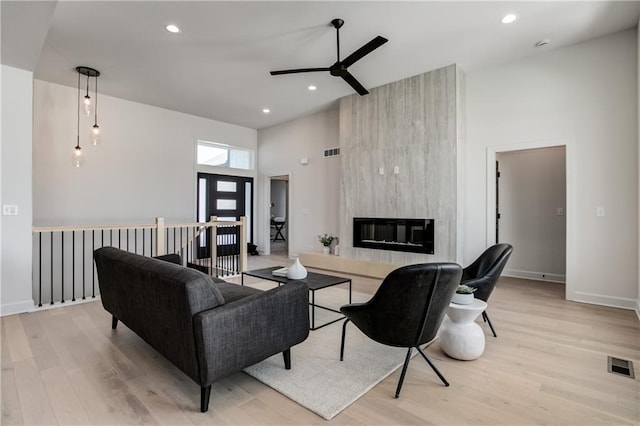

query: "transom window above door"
xmin=197 ymin=141 xmax=254 ymax=171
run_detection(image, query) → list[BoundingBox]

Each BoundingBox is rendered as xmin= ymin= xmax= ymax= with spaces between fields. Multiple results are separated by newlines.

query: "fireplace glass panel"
xmin=353 ymin=218 xmax=434 ymax=254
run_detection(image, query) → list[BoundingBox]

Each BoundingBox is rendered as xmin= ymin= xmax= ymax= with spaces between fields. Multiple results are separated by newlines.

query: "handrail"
xmin=32 ymin=220 xmax=241 ymax=233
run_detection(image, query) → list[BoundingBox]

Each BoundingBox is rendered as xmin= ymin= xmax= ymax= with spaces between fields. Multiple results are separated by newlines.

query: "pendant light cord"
xmin=94 ymin=74 xmax=98 ymax=125
xmin=76 ymin=71 xmax=81 ymax=148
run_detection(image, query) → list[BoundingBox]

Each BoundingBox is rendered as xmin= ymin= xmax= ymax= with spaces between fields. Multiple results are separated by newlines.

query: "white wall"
xmin=257 ymin=107 xmax=340 ymax=256
xmin=497 ymin=147 xmax=566 ymax=282
xmin=466 ymin=29 xmax=638 ymax=309
xmin=33 ymin=80 xmax=257 ymax=226
xmin=1 ymin=65 xmax=35 ymax=315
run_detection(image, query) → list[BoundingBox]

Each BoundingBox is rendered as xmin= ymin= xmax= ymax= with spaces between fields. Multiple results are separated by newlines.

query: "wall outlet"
xmin=596 ymin=206 xmax=605 ymax=217
xmin=2 ymin=205 xmax=18 ymax=215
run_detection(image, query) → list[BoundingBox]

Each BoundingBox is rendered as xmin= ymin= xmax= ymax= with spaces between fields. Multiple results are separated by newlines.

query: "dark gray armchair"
xmin=461 ymin=243 xmax=513 ymax=337
xmin=339 ymin=263 xmax=462 ymax=398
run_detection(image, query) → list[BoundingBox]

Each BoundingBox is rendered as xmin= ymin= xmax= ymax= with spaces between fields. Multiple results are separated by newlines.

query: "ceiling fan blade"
xmin=341 ymin=71 xmax=369 ymax=96
xmin=341 ymin=36 xmax=388 ymax=68
xmin=270 ymin=67 xmax=330 ymax=75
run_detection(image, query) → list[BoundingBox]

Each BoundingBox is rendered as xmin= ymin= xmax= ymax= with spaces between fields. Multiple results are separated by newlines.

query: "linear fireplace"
xmin=353 ymin=218 xmax=434 ymax=254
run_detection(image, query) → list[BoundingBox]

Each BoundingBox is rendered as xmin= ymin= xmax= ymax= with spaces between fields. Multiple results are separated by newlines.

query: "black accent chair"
xmin=461 ymin=243 xmax=513 ymax=338
xmin=339 ymin=263 xmax=462 ymax=398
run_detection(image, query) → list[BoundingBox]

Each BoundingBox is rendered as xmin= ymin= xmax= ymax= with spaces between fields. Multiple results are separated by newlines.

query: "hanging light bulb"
xmin=83 ymin=73 xmax=92 ymax=116
xmin=90 ymin=124 xmax=101 ymax=146
xmin=72 ymin=144 xmax=85 ymax=167
xmin=90 ymin=73 xmax=101 ymax=146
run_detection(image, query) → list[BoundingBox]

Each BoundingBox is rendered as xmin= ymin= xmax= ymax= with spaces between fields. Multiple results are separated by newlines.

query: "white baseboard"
xmin=503 ymin=268 xmax=565 ymax=283
xmin=569 ymin=291 xmax=638 ymax=312
xmin=0 ymin=299 xmax=35 ymax=317
xmin=635 ymin=300 xmax=640 ymax=321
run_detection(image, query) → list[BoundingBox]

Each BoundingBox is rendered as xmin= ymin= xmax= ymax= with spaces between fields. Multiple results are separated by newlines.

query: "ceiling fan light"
xmin=308 ymin=85 xmax=317 ymax=91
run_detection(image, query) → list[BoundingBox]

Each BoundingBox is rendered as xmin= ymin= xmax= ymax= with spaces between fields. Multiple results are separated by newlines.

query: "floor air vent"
xmin=607 ymin=356 xmax=635 ymax=379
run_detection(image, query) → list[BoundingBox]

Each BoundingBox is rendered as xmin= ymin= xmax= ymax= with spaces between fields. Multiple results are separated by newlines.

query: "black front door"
xmin=197 ymin=173 xmax=253 ymax=258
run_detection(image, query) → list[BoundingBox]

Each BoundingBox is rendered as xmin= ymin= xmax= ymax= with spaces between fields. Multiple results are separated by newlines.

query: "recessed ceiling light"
xmin=262 ymin=108 xmax=270 ymax=114
xmin=501 ymin=14 xmax=518 ymax=24
xmin=166 ymin=24 xmax=180 ymax=33
xmin=308 ymin=85 xmax=317 ymax=91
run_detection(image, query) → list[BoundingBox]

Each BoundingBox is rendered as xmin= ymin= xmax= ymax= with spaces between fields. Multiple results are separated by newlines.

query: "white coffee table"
xmin=439 ymin=299 xmax=488 ymax=360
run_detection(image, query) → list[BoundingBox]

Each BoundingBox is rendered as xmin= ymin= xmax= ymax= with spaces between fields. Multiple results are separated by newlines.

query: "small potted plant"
xmin=452 ymin=284 xmax=477 ymax=305
xmin=318 ymin=233 xmax=335 ymax=254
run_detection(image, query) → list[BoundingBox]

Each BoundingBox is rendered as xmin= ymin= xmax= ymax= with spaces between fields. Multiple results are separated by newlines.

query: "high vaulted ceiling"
xmin=3 ymin=1 xmax=640 ymax=130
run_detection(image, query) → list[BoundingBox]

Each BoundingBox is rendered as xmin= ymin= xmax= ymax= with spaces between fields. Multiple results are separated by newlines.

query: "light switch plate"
xmin=2 ymin=205 xmax=18 ymax=215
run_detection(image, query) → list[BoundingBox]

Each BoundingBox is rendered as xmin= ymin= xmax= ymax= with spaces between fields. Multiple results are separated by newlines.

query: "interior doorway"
xmin=496 ymin=147 xmax=566 ymax=283
xmin=269 ymin=175 xmax=289 ymax=255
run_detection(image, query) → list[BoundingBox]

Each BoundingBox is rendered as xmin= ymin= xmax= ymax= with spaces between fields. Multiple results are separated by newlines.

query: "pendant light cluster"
xmin=73 ymin=66 xmax=101 ymax=167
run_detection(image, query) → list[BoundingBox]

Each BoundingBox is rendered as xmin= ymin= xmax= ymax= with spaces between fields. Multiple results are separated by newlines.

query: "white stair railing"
xmin=32 ymin=217 xmax=247 ymax=308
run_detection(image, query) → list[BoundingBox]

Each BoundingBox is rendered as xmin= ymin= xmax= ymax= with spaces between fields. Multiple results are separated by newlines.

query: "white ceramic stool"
xmin=439 ymin=299 xmax=487 ymax=360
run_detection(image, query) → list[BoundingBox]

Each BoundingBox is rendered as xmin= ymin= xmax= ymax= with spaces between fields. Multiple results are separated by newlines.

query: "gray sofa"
xmin=93 ymin=247 xmax=309 ymax=412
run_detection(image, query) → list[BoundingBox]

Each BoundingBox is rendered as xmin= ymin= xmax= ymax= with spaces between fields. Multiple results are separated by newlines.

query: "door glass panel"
xmin=217 ymin=217 xmax=236 ymax=222
xmin=245 ymin=181 xmax=252 ymax=242
xmin=217 ymin=181 xmax=237 ymax=192
xmin=198 ymin=178 xmax=207 ymax=223
xmin=216 ymin=199 xmax=236 ymax=210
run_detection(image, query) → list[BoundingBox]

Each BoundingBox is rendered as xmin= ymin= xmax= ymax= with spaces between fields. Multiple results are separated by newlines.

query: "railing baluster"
xmin=61 ymin=231 xmax=65 ymax=303
xmin=118 ymin=229 xmax=121 ymax=249
xmin=143 ymin=229 xmax=146 ymax=256
xmin=72 ymin=230 xmax=76 ymax=302
xmin=38 ymin=233 xmax=42 ymax=307
xmin=82 ymin=230 xmax=86 ymax=300
xmin=92 ymin=229 xmax=96 ymax=298
xmin=50 ymin=232 xmax=54 ymax=305
xmin=135 ymin=228 xmax=138 ymax=254
xmin=127 ymin=229 xmax=129 ymax=251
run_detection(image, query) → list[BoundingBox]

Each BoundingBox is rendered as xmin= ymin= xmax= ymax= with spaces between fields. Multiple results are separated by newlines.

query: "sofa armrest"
xmin=192 ymin=281 xmax=309 ymax=386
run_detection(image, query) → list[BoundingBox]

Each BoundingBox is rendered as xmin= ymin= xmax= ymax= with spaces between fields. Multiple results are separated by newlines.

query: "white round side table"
xmin=439 ymin=299 xmax=487 ymax=361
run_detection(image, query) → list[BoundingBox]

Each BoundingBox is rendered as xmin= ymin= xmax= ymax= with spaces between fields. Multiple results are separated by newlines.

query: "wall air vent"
xmin=324 ymin=147 xmax=340 ymax=157
xmin=607 ymin=356 xmax=635 ymax=378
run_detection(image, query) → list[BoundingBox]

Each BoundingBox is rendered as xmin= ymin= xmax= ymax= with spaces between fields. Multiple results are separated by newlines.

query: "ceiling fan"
xmin=270 ymin=18 xmax=388 ymax=96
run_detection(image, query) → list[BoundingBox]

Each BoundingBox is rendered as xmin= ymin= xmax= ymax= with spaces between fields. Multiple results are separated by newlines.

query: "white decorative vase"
xmin=452 ymin=292 xmax=474 ymax=305
xmin=322 ymin=246 xmax=330 ymax=255
xmin=287 ymin=257 xmax=307 ymax=279
xmin=333 ymin=244 xmax=340 ymax=256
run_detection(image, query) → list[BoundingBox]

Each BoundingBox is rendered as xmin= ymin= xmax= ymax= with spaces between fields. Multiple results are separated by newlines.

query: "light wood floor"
xmin=2 ymin=254 xmax=639 ymax=425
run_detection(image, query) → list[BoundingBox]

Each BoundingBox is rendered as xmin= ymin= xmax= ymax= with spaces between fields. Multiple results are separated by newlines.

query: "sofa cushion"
xmin=216 ymin=282 xmax=262 ymax=304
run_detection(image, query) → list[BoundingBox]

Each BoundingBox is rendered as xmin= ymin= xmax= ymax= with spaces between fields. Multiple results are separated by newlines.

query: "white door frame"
xmin=486 ymin=138 xmax=574 ymax=300
xmin=263 ymin=172 xmax=292 ymax=257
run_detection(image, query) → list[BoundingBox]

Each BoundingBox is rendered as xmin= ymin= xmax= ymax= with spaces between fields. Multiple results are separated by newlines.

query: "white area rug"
xmin=242 ymin=284 xmax=414 ymax=420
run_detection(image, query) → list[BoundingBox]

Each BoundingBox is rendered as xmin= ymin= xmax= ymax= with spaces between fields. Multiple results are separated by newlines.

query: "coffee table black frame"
xmin=241 ymin=266 xmax=352 ymax=330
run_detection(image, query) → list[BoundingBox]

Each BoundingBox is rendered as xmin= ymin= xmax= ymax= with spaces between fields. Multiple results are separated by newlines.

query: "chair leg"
xmin=416 ymin=346 xmax=449 ymax=387
xmin=394 ymin=348 xmax=413 ymax=398
xmin=111 ymin=316 xmax=118 ymax=329
xmin=200 ymin=385 xmax=212 ymax=412
xmin=340 ymin=319 xmax=350 ymax=361
xmin=283 ymin=349 xmax=291 ymax=369
xmin=482 ymin=311 xmax=497 ymax=337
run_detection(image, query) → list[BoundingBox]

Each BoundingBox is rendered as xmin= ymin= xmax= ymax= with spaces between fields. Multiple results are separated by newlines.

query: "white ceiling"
xmin=3 ymin=1 xmax=640 ymax=129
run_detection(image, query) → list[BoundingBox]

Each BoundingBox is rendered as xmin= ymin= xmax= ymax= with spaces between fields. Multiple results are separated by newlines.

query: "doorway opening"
xmin=487 ymin=140 xmax=572 ymax=300
xmin=269 ymin=175 xmax=289 ymax=255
